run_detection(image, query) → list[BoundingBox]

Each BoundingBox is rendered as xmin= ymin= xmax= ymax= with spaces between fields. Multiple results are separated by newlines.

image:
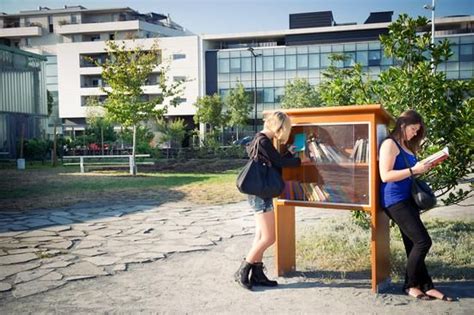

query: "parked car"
xmin=232 ymin=136 xmax=253 ymax=146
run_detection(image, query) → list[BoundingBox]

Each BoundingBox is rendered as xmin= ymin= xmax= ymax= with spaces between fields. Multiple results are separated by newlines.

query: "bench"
xmin=62 ymin=154 xmax=152 ymax=174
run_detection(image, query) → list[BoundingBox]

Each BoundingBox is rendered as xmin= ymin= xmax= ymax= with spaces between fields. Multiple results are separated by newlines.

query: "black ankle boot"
xmin=234 ymin=260 xmax=253 ymax=290
xmin=250 ymin=262 xmax=278 ymax=287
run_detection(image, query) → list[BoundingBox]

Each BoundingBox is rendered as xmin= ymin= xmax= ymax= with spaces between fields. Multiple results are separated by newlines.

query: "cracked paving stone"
xmin=0 ymin=282 xmax=12 ymax=291
xmin=7 ymin=248 xmax=40 ymax=255
xmin=75 ymin=240 xmax=102 ymax=249
xmin=58 ymin=230 xmax=86 ymax=238
xmin=0 ymin=262 xmax=41 ymax=281
xmin=14 ymin=268 xmax=53 ymax=284
xmin=13 ymin=280 xmax=66 ymax=298
xmin=72 ymin=249 xmax=106 ymax=257
xmin=112 ymin=264 xmax=127 ymax=272
xmin=38 ymin=271 xmax=63 ymax=281
xmin=40 ymin=260 xmax=73 ymax=269
xmin=39 ymin=240 xmax=73 ymax=250
xmin=84 ymin=256 xmax=121 ymax=266
xmin=21 ymin=236 xmax=65 ymax=243
xmin=59 ymin=261 xmax=109 ymax=278
xmin=15 ymin=230 xmax=57 ymax=238
xmin=0 ymin=253 xmax=38 ymax=265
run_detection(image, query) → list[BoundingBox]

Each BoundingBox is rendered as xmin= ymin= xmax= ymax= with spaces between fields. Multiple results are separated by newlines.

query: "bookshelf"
xmin=268 ymin=104 xmax=394 ymax=293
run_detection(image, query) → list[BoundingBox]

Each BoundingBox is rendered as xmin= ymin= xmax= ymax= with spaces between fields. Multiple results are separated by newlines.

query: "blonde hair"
xmin=263 ymin=111 xmax=292 ymax=143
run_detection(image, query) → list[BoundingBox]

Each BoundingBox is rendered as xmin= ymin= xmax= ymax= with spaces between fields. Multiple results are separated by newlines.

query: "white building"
xmin=0 ymin=5 xmax=200 ymax=137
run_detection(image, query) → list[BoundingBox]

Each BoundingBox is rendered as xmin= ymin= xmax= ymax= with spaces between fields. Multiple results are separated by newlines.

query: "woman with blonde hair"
xmin=234 ymin=111 xmax=301 ymax=290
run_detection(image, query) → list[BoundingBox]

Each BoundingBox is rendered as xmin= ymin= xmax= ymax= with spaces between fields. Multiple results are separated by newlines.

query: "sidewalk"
xmin=0 ymin=197 xmax=472 ymax=313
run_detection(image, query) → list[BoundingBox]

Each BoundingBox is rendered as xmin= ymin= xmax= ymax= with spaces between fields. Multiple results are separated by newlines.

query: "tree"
xmin=97 ymin=40 xmax=183 ymax=175
xmin=85 ymin=98 xmax=116 ymax=155
xmin=193 ymin=94 xmax=227 ymax=143
xmin=320 ymin=14 xmax=473 ymax=206
xmin=156 ymin=118 xmax=187 ymax=148
xmin=225 ymin=82 xmax=251 ymax=139
xmin=281 ymin=78 xmax=321 ymax=108
xmin=319 ymin=54 xmax=377 ymax=106
xmin=46 ymin=90 xmax=60 ymax=166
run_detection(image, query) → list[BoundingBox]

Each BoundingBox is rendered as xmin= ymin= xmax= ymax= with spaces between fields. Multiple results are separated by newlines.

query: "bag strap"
xmin=249 ymin=133 xmax=272 ymax=166
xmin=390 ymin=137 xmax=415 ymax=178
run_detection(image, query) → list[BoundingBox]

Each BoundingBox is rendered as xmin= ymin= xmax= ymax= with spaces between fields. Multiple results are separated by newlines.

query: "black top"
xmin=247 ymin=133 xmax=301 ymax=171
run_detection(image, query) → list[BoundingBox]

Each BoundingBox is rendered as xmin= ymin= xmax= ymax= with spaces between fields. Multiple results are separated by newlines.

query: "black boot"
xmin=250 ymin=262 xmax=278 ymax=287
xmin=234 ymin=260 xmax=253 ymax=290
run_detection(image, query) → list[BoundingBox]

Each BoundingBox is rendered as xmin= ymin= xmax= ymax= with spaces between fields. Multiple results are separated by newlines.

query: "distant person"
xmin=234 ymin=111 xmax=301 ymax=290
xmin=379 ymin=110 xmax=457 ymax=301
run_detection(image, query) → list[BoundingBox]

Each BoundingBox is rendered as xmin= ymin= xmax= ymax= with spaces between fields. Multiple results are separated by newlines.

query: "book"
xmin=421 ymin=147 xmax=449 ymax=166
xmin=292 ymin=133 xmax=306 ymax=152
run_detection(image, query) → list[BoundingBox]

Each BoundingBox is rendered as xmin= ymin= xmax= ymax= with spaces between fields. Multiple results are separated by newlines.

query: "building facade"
xmin=202 ymin=11 xmax=474 ymax=131
xmin=0 ymin=5 xmax=197 ymax=137
xmin=0 ymin=44 xmax=47 ymax=158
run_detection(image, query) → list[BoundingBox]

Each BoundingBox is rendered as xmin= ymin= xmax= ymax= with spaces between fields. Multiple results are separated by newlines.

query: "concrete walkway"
xmin=0 ymin=197 xmax=472 ymax=313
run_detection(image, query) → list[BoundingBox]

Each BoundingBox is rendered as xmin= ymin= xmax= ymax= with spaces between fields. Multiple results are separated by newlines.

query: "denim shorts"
xmin=248 ymin=195 xmax=274 ymax=213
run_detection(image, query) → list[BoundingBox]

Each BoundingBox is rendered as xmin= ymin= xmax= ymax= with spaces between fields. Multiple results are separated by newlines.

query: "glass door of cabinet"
xmin=281 ymin=123 xmax=370 ymax=206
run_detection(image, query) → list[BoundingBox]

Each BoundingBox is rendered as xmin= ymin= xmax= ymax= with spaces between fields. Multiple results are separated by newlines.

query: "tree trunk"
xmin=131 ymin=125 xmax=137 ymax=176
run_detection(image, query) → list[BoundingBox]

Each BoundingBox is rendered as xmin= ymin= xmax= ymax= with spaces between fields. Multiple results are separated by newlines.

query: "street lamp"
xmin=248 ymin=47 xmax=262 ymax=133
xmin=424 ymin=0 xmax=436 ymax=73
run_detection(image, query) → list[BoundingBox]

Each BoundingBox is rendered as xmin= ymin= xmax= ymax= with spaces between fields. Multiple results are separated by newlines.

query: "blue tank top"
xmin=380 ymin=140 xmax=417 ymax=208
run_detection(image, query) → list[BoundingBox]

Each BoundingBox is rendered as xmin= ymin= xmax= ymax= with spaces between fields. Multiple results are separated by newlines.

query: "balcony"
xmin=57 ymin=20 xmax=141 ymax=35
xmin=0 ymin=26 xmax=42 ymax=38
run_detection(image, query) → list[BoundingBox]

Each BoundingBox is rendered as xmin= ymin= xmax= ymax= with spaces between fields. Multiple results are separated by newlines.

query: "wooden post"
xmin=371 ymin=206 xmax=391 ymax=292
xmin=274 ymin=204 xmax=296 ymax=276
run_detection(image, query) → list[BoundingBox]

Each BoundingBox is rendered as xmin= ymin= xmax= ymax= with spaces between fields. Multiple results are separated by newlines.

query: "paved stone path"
xmin=0 ymin=201 xmax=255 ymax=298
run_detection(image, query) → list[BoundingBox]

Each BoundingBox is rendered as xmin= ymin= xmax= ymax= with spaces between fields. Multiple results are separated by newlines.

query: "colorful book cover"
xmin=292 ymin=133 xmax=306 ymax=152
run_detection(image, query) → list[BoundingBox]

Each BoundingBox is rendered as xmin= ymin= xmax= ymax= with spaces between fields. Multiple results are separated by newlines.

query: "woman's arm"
xmin=260 ymin=137 xmax=301 ymax=168
xmin=379 ymin=139 xmax=430 ymax=183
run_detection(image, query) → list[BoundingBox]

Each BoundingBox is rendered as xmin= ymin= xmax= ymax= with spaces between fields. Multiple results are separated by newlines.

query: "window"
xmin=90 ymin=34 xmax=100 ymax=42
xmin=308 ymin=54 xmax=319 ymax=69
xmin=274 ymin=56 xmax=285 ymax=70
xmin=263 ymin=56 xmax=274 ymax=71
xmin=241 ymin=57 xmax=251 ymax=72
xmin=286 ymin=55 xmax=296 ymax=70
xmin=321 ymin=53 xmax=331 ymax=68
xmin=219 ymin=59 xmax=229 ymax=73
xmin=263 ymin=88 xmax=274 ymax=103
xmin=344 ymin=52 xmax=356 ymax=67
xmin=368 ymin=50 xmax=381 ymax=66
xmin=297 ymin=54 xmax=308 ymax=69
xmin=48 ymin=16 xmax=53 ymax=33
xmin=460 ymin=44 xmax=473 ymax=62
xmin=173 ymin=53 xmax=186 ymax=60
xmin=175 ymin=97 xmax=187 ymax=104
xmin=356 ymin=51 xmax=368 ymax=66
xmin=109 ymin=34 xmax=115 ymax=40
xmin=71 ymin=15 xmax=77 ymax=24
xmin=230 ymin=58 xmax=240 ymax=72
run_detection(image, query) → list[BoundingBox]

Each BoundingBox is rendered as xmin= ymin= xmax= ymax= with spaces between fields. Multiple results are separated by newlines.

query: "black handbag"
xmin=236 ymin=135 xmax=285 ymax=199
xmin=392 ymin=138 xmax=437 ymax=211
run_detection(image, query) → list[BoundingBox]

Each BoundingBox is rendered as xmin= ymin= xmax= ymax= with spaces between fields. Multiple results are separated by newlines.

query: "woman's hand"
xmin=287 ymin=145 xmax=296 ymax=155
xmin=412 ymin=161 xmax=432 ymax=175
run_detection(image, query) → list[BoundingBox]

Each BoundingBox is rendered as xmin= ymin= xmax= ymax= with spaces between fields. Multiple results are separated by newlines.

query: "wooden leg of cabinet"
xmin=274 ymin=204 xmax=296 ymax=276
xmin=371 ymin=208 xmax=391 ymax=293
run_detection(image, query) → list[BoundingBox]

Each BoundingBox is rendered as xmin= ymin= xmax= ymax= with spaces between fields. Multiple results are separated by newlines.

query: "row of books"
xmin=282 ymin=180 xmax=352 ymax=203
xmin=306 ymin=138 xmax=349 ymax=164
xmin=350 ymin=138 xmax=369 ymax=163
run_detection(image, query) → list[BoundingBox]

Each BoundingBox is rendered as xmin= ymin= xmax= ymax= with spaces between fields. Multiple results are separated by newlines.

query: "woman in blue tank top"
xmin=379 ymin=110 xmax=456 ymax=301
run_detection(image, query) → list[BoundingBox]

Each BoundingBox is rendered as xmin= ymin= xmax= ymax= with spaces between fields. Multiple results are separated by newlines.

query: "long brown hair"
xmin=390 ymin=110 xmax=426 ymax=153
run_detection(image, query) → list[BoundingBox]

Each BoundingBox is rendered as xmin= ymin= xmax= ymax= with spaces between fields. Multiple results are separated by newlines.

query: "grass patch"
xmin=0 ymin=166 xmax=245 ymax=210
xmin=297 ymin=217 xmax=473 ymax=281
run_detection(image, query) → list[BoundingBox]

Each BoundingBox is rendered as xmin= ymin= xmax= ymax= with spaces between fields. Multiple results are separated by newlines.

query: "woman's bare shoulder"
xmin=380 ymin=138 xmax=399 ymax=154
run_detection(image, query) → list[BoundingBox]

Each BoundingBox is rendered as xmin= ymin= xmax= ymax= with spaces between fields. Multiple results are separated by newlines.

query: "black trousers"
xmin=384 ymin=199 xmax=434 ymax=292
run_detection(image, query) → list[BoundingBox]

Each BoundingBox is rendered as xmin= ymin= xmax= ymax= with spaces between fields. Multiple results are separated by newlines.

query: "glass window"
xmin=241 ymin=57 xmax=251 ymax=72
xmin=297 ymin=46 xmax=308 ymax=54
xmin=332 ymin=44 xmax=343 ymax=53
xmin=369 ymin=42 xmax=381 ymax=50
xmin=286 ymin=47 xmax=296 ymax=54
xmin=256 ymin=57 xmax=263 ymax=72
xmin=321 ymin=45 xmax=331 ymax=53
xmin=459 ymin=61 xmax=473 ymax=72
xmin=297 ymin=54 xmax=308 ymax=69
xmin=173 ymin=53 xmax=186 ymax=60
xmin=230 ymin=58 xmax=240 ymax=72
xmin=460 ymin=44 xmax=474 ymax=62
xmin=356 ymin=43 xmax=368 ymax=50
xmin=460 ymin=36 xmax=474 ymax=44
xmin=274 ymin=56 xmax=285 ymax=70
xmin=308 ymin=46 xmax=319 ymax=53
xmin=381 ymin=55 xmax=393 ymax=66
xmin=344 ymin=43 xmax=356 ymax=51
xmin=274 ymin=71 xmax=285 ymax=80
xmin=356 ymin=51 xmax=368 ymax=66
xmin=446 ymin=62 xmax=459 ymax=71
xmin=274 ymin=49 xmax=285 ymax=56
xmin=263 ymin=56 xmax=274 ymax=71
xmin=263 ymin=49 xmax=273 ymax=56
xmin=274 ymin=87 xmax=284 ymax=103
xmin=286 ymin=55 xmax=296 ymax=70
xmin=344 ymin=52 xmax=356 ymax=67
xmin=308 ymin=54 xmax=320 ymax=69
xmin=219 ymin=59 xmax=229 ymax=73
xmin=460 ymin=70 xmax=472 ymax=79
xmin=218 ymin=51 xmax=229 ymax=58
xmin=230 ymin=51 xmax=240 ymax=58
xmin=448 ymin=45 xmax=459 ymax=62
xmin=368 ymin=50 xmax=381 ymax=66
xmin=263 ymin=88 xmax=274 ymax=103
xmin=321 ymin=53 xmax=331 ymax=68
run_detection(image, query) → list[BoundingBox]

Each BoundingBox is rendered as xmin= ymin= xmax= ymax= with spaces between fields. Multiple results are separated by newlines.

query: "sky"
xmin=1 ymin=0 xmax=473 ymax=34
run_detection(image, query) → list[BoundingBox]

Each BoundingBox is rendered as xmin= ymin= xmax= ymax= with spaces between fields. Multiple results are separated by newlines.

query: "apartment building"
xmin=0 ymin=5 xmax=198 ymax=136
xmin=202 ymin=11 xmax=474 ymax=131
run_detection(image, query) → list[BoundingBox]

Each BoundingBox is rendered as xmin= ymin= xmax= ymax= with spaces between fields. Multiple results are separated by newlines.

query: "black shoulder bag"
xmin=236 ymin=134 xmax=285 ymax=199
xmin=392 ymin=138 xmax=437 ymax=212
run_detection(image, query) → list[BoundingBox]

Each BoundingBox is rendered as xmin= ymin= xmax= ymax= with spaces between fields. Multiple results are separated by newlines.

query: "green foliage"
xmin=193 ymin=94 xmax=227 ymax=130
xmin=320 ymin=54 xmax=377 ymax=106
xmin=377 ymin=14 xmax=474 ymax=204
xmin=47 ymin=90 xmax=54 ymax=117
xmin=156 ymin=118 xmax=187 ymax=148
xmin=225 ymin=82 xmax=251 ymax=128
xmin=98 ymin=40 xmax=183 ymax=127
xmin=319 ymin=14 xmax=473 ymax=208
xmin=118 ymin=126 xmax=154 ymax=154
xmin=281 ymin=78 xmax=321 ymax=108
xmin=24 ymin=138 xmax=51 ymax=161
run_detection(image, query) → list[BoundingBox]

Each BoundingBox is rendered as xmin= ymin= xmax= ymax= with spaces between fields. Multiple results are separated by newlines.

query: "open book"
xmin=421 ymin=147 xmax=449 ymax=166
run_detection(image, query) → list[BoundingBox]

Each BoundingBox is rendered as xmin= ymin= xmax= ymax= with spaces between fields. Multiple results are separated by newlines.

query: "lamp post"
xmin=248 ymin=47 xmax=262 ymax=133
xmin=424 ymin=0 xmax=436 ymax=73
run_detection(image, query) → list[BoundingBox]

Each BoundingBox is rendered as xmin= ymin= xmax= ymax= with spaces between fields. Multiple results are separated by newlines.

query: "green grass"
xmin=297 ymin=217 xmax=473 ymax=281
xmin=0 ymin=167 xmax=244 ymax=210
